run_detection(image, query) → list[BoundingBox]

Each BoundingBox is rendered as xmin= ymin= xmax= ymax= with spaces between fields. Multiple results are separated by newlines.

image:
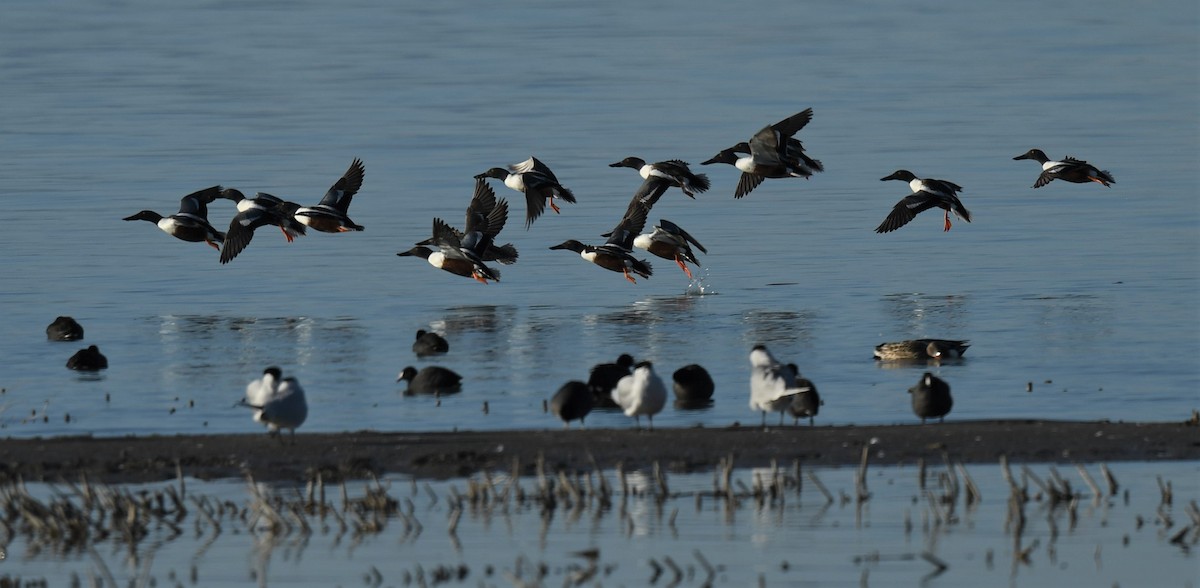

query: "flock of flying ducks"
xmin=123 ymin=109 xmax=1115 ymax=285
xmin=116 ymin=108 xmax=1115 ymax=437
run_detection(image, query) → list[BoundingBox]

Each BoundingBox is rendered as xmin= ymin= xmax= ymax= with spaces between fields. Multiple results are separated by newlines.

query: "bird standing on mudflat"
xmin=550 ymin=380 xmax=593 ymax=428
xmin=786 ymin=363 xmax=822 ymax=426
xmin=909 ymin=372 xmax=952 ymax=424
xmin=587 ymin=353 xmax=635 ymax=408
xmin=748 ymin=345 xmax=811 ymax=427
xmin=239 ymin=366 xmax=308 ymax=442
xmin=612 ymin=361 xmax=668 ymax=430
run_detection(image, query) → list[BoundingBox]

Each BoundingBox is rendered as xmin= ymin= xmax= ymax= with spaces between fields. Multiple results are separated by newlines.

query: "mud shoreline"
xmin=1 ymin=420 xmax=1196 ymax=484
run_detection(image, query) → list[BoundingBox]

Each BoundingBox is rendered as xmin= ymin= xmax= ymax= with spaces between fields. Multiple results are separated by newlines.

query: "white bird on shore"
xmin=749 ymin=345 xmax=811 ymax=428
xmin=240 ymin=366 xmax=308 ymax=442
xmin=612 ymin=361 xmax=667 ymax=430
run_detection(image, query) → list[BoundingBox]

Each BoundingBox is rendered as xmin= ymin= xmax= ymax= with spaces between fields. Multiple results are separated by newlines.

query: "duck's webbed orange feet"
xmin=622 ymin=269 xmax=637 ymax=284
xmin=676 ymin=256 xmax=694 ymax=279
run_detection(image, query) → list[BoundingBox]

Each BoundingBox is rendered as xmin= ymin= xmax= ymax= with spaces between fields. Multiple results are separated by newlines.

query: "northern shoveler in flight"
xmin=413 ymin=178 xmax=518 ymax=266
xmin=609 ymin=157 xmax=711 ymax=199
xmin=293 ymin=158 xmax=366 ymax=233
xmin=218 ymin=190 xmax=306 ymax=264
xmin=475 ymin=156 xmax=576 ymax=228
xmin=123 ymin=185 xmax=228 ymax=250
xmin=632 ymin=218 xmax=707 ymax=279
xmin=1013 ymin=149 xmax=1114 ymax=188
xmin=549 ymin=201 xmax=653 ymax=284
xmin=701 ymin=108 xmax=823 ymax=198
xmin=398 ymin=178 xmax=512 ymax=284
xmin=876 ymin=170 xmax=971 ymax=233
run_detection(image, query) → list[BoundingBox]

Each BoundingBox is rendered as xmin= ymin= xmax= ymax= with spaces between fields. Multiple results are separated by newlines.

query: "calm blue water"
xmin=1 ymin=0 xmax=1197 ymax=438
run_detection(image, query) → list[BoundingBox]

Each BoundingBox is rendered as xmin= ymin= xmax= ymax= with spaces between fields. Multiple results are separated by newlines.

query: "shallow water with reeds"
xmin=2 ymin=461 xmax=1197 ymax=586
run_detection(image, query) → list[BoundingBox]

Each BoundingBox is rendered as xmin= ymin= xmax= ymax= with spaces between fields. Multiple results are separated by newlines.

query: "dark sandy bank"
xmin=2 ymin=420 xmax=1197 ymax=484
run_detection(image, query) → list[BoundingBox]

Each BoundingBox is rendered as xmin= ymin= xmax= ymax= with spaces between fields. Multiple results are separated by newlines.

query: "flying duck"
xmin=218 ymin=190 xmax=307 ymax=264
xmin=123 ymin=185 xmax=228 ymax=250
xmin=293 ymin=158 xmax=366 ymax=233
xmin=701 ymin=108 xmax=823 ymax=198
xmin=399 ymin=178 xmax=511 ymax=283
xmin=876 ymin=170 xmax=971 ymax=233
xmin=475 ymin=156 xmax=575 ymax=228
xmin=414 ymin=178 xmax=518 ymax=265
xmin=1013 ymin=149 xmax=1114 ymax=188
xmin=609 ymin=157 xmax=711 ymax=199
xmin=633 ymin=219 xmax=707 ymax=279
xmin=549 ymin=201 xmax=653 ymax=283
